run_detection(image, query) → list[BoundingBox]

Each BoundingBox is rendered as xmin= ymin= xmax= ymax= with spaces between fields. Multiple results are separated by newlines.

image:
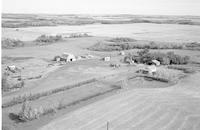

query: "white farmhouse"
xmin=62 ymin=53 xmax=76 ymax=62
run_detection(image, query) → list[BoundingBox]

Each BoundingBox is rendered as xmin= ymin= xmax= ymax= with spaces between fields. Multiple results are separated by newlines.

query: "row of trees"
xmin=120 ymin=42 xmax=184 ymax=50
xmin=125 ymin=49 xmax=190 ymax=65
xmin=35 ymin=35 xmax=63 ymax=43
xmin=2 ymin=38 xmax=24 ymax=49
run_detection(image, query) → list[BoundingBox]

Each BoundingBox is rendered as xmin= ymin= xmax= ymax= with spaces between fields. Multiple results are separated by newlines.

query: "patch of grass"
xmin=140 ymin=68 xmax=184 ymax=83
xmin=2 ymin=56 xmax=33 ymax=64
xmin=168 ymin=65 xmax=196 ymax=74
xmin=2 ymin=78 xmax=97 ymax=108
xmin=2 ymin=38 xmax=24 ymax=49
xmin=153 ymin=69 xmax=181 ymax=82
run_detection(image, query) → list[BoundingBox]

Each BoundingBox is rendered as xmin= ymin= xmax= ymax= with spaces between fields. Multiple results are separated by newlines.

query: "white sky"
xmin=2 ymin=0 xmax=200 ymax=15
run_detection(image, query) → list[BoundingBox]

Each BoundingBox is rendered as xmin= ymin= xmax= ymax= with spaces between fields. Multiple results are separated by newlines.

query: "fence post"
xmin=107 ymin=121 xmax=109 ymax=130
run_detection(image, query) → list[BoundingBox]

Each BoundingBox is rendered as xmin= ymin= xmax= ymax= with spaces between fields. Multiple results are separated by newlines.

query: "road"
xmin=40 ymin=73 xmax=200 ymax=130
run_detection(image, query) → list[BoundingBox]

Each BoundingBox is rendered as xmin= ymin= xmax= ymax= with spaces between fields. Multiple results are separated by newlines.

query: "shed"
xmin=124 ymin=56 xmax=134 ymax=64
xmin=7 ymin=65 xmax=16 ymax=72
xmin=119 ymin=51 xmax=125 ymax=56
xmin=54 ymin=56 xmax=61 ymax=62
xmin=6 ymin=65 xmax=20 ymax=73
xmin=103 ymin=57 xmax=111 ymax=61
xmin=152 ymin=60 xmax=160 ymax=66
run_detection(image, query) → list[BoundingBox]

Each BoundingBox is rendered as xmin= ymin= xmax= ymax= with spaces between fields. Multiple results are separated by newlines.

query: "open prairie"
xmin=2 ymin=14 xmax=200 ymax=130
xmin=2 ymin=23 xmax=200 ymax=42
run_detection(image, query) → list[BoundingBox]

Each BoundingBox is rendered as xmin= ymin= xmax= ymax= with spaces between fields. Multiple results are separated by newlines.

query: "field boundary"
xmin=2 ymin=73 xmax=124 ymax=108
xmin=2 ymin=78 xmax=97 ymax=108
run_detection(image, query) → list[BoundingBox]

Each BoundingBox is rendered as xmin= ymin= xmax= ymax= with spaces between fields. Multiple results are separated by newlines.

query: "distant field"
xmin=2 ymin=14 xmax=200 ymax=28
xmin=2 ymin=23 xmax=200 ymax=42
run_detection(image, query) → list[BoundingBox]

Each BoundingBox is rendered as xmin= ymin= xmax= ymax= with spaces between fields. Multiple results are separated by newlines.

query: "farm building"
xmin=137 ymin=65 xmax=157 ymax=75
xmin=6 ymin=65 xmax=20 ymax=73
xmin=152 ymin=60 xmax=160 ymax=66
xmin=103 ymin=56 xmax=111 ymax=61
xmin=62 ymin=53 xmax=76 ymax=62
xmin=124 ymin=56 xmax=134 ymax=64
xmin=54 ymin=56 xmax=62 ymax=62
xmin=120 ymin=51 xmax=125 ymax=55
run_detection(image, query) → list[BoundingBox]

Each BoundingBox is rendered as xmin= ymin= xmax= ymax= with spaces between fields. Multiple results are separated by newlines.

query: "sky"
xmin=2 ymin=0 xmax=200 ymax=15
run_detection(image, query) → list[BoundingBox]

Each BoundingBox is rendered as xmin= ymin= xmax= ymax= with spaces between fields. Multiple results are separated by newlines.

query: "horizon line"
xmin=2 ymin=12 xmax=200 ymax=17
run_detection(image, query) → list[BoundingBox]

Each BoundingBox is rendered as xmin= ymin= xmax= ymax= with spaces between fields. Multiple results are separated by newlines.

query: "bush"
xmin=89 ymin=41 xmax=122 ymax=51
xmin=69 ymin=33 xmax=90 ymax=38
xmin=2 ymin=72 xmax=24 ymax=92
xmin=185 ymin=42 xmax=200 ymax=50
xmin=18 ymin=101 xmax=57 ymax=122
xmin=2 ymin=38 xmax=24 ymax=49
xmin=18 ymin=101 xmax=40 ymax=121
xmin=42 ymin=107 xmax=57 ymax=115
xmin=137 ymin=48 xmax=149 ymax=57
xmin=35 ymin=35 xmax=62 ymax=43
xmin=124 ymin=56 xmax=132 ymax=63
xmin=109 ymin=37 xmax=136 ymax=42
xmin=152 ymin=69 xmax=181 ymax=82
xmin=2 ymin=73 xmax=10 ymax=91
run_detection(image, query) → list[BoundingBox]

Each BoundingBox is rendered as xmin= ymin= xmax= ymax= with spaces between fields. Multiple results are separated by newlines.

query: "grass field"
xmin=39 ymin=73 xmax=200 ymax=130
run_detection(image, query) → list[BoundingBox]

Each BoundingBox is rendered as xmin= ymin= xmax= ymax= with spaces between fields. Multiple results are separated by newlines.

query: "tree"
xmin=137 ymin=48 xmax=150 ymax=57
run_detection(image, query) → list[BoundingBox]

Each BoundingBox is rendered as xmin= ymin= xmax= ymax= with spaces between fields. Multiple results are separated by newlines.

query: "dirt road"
xmin=40 ymin=72 xmax=200 ymax=130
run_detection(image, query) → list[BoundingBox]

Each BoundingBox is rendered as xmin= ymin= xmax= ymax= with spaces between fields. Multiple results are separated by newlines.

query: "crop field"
xmin=2 ymin=14 xmax=200 ymax=130
xmin=40 ymin=73 xmax=200 ymax=130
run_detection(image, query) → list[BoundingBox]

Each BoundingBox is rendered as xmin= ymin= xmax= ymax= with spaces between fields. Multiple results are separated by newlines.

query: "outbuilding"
xmin=103 ymin=56 xmax=111 ymax=61
xmin=6 ymin=65 xmax=21 ymax=73
xmin=152 ymin=60 xmax=160 ymax=66
xmin=119 ymin=51 xmax=125 ymax=56
xmin=54 ymin=56 xmax=62 ymax=62
xmin=62 ymin=53 xmax=76 ymax=62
